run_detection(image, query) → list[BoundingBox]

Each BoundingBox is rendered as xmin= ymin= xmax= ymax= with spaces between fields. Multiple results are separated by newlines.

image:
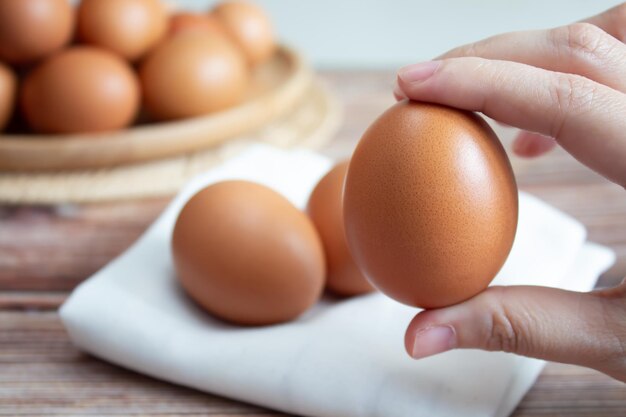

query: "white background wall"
xmin=173 ymin=0 xmax=623 ymax=68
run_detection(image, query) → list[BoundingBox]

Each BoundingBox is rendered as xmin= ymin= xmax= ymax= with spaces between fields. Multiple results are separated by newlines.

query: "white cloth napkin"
xmin=60 ymin=145 xmax=615 ymax=417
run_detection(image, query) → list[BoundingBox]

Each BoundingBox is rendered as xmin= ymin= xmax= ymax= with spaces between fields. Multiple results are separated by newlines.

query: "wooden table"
xmin=1 ymin=71 xmax=625 ymax=416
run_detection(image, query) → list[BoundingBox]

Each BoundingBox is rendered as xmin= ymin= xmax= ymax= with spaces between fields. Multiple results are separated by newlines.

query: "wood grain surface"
xmin=1 ymin=70 xmax=625 ymax=416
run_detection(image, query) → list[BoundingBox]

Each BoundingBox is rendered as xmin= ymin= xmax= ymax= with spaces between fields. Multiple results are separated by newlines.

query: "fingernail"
xmin=410 ymin=325 xmax=456 ymax=359
xmin=398 ymin=61 xmax=441 ymax=84
xmin=393 ymin=84 xmax=406 ymax=100
xmin=514 ymin=133 xmax=556 ymax=157
xmin=513 ymin=136 xmax=531 ymax=155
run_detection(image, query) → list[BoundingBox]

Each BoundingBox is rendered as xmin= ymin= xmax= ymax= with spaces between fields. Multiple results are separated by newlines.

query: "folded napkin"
xmin=61 ymin=145 xmax=615 ymax=417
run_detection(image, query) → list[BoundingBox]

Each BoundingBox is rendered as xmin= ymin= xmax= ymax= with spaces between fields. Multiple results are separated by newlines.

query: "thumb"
xmin=405 ymin=284 xmax=626 ymax=380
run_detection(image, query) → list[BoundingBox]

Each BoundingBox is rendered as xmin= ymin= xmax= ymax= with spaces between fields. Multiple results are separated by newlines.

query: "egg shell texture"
xmin=0 ymin=62 xmax=16 ymax=131
xmin=20 ymin=46 xmax=140 ymax=134
xmin=0 ymin=0 xmax=74 ymax=64
xmin=307 ymin=161 xmax=374 ymax=296
xmin=172 ymin=180 xmax=326 ymax=326
xmin=344 ymin=101 xmax=518 ymax=309
xmin=77 ymin=0 xmax=167 ymax=61
xmin=213 ymin=1 xmax=275 ymax=66
xmin=169 ymin=13 xmax=226 ymax=37
xmin=140 ymin=32 xmax=248 ymax=120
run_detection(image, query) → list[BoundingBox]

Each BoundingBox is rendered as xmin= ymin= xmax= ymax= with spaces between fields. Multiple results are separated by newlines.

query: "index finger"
xmin=396 ymin=57 xmax=626 ymax=187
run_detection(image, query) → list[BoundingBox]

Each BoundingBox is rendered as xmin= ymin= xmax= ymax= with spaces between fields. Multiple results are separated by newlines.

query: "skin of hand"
xmin=394 ymin=3 xmax=626 ymax=381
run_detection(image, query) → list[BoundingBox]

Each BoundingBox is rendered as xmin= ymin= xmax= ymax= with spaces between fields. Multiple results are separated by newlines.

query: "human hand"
xmin=394 ymin=3 xmax=626 ymax=381
xmin=395 ymin=3 xmax=626 ymax=187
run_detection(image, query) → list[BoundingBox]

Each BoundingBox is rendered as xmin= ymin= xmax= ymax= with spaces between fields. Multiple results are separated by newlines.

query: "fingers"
xmin=438 ymin=23 xmax=626 ymax=93
xmin=393 ymin=84 xmax=406 ymax=101
xmin=396 ymin=58 xmax=626 ymax=186
xmin=396 ymin=5 xmax=626 ymax=160
xmin=405 ymin=285 xmax=626 ymax=381
xmin=513 ymin=131 xmax=557 ymax=158
xmin=394 ymin=88 xmax=554 ymax=159
xmin=397 ymin=83 xmax=546 ymax=158
xmin=583 ymin=2 xmax=626 ymax=42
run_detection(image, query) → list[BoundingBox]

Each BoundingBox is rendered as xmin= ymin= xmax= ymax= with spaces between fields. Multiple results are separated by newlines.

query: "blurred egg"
xmin=140 ymin=32 xmax=248 ymax=120
xmin=20 ymin=46 xmax=140 ymax=134
xmin=213 ymin=1 xmax=275 ymax=66
xmin=307 ymin=161 xmax=374 ymax=296
xmin=77 ymin=0 xmax=167 ymax=61
xmin=344 ymin=101 xmax=518 ymax=309
xmin=0 ymin=0 xmax=74 ymax=65
xmin=169 ymin=12 xmax=225 ymax=37
xmin=0 ymin=62 xmax=16 ymax=131
xmin=172 ymin=180 xmax=325 ymax=326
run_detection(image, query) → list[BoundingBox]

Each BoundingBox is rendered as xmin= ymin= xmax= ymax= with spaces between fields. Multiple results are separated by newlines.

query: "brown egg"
xmin=140 ymin=32 xmax=248 ymax=120
xmin=213 ymin=1 xmax=275 ymax=66
xmin=169 ymin=12 xmax=226 ymax=37
xmin=172 ymin=180 xmax=325 ymax=326
xmin=307 ymin=161 xmax=374 ymax=297
xmin=21 ymin=47 xmax=140 ymax=134
xmin=344 ymin=101 xmax=518 ymax=309
xmin=0 ymin=62 xmax=16 ymax=132
xmin=0 ymin=0 xmax=74 ymax=65
xmin=77 ymin=0 xmax=167 ymax=61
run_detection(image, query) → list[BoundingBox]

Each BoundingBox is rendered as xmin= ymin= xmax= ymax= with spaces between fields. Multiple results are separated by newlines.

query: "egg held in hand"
xmin=307 ymin=161 xmax=374 ymax=296
xmin=343 ymin=101 xmax=518 ymax=309
xmin=172 ymin=180 xmax=326 ymax=326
